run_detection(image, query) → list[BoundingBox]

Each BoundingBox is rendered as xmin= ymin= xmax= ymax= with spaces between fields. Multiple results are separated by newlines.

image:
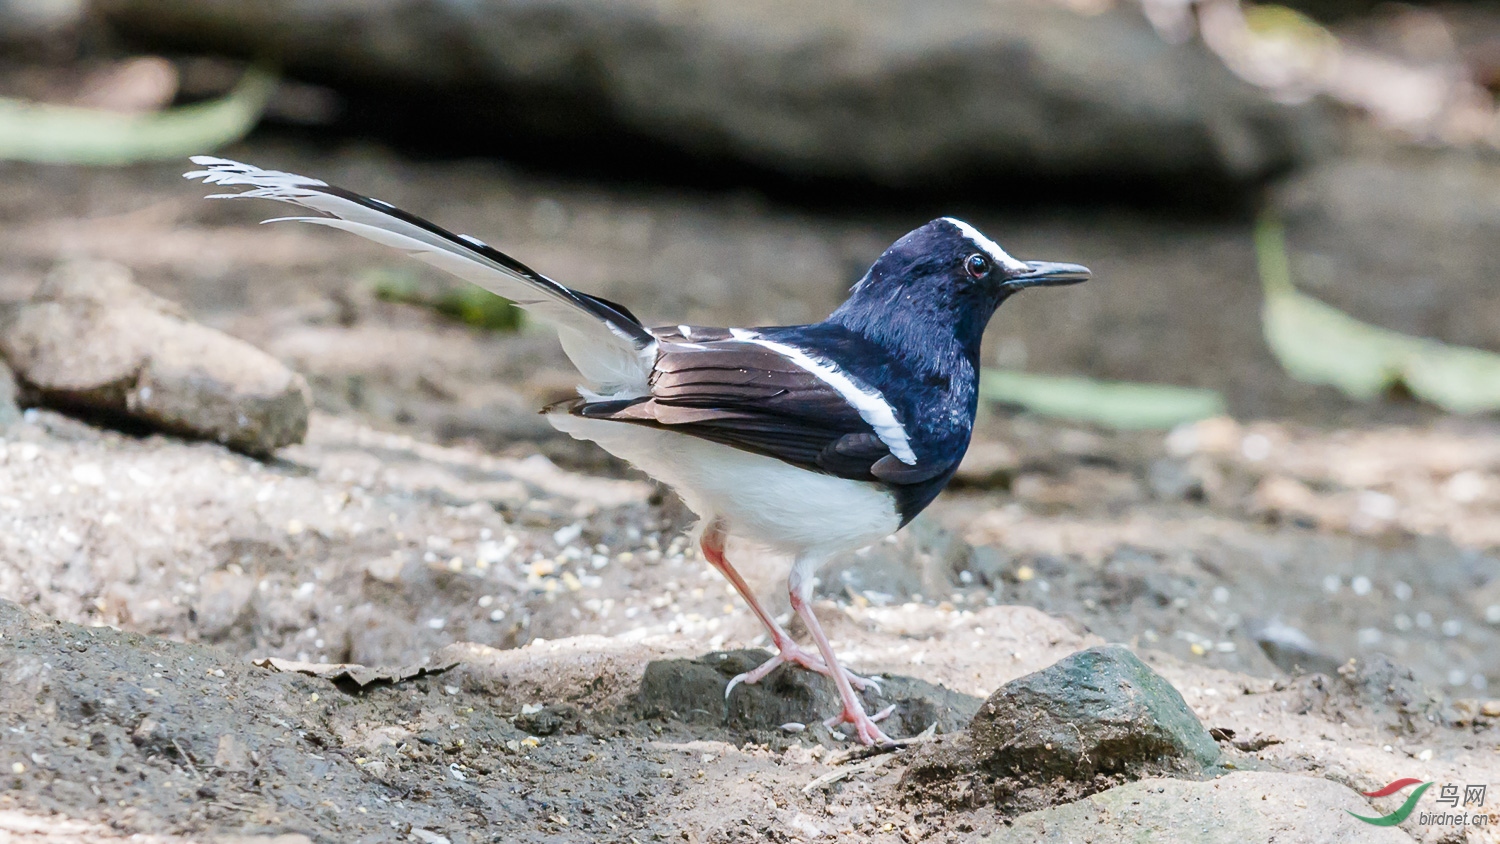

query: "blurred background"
xmin=0 ymin=0 xmax=1498 ymax=706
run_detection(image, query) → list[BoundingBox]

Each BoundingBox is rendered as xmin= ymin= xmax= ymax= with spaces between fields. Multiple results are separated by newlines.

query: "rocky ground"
xmin=0 ymin=143 xmax=1497 ymax=842
xmin=10 ymin=0 xmax=1500 ymax=817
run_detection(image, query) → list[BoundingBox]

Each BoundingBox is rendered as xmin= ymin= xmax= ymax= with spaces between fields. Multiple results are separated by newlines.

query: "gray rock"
xmin=635 ymin=650 xmax=980 ymax=742
xmin=0 ymin=260 xmax=310 ymax=456
xmin=0 ymin=360 xmax=20 ymax=431
xmin=1294 ymin=653 xmax=1443 ymax=736
xmin=984 ymin=771 xmax=1416 ymax=843
xmin=903 ymin=644 xmax=1217 ymax=810
xmin=973 ymin=644 xmax=1219 ymax=778
xmin=1275 ymin=147 xmax=1500 ymax=355
xmin=101 ymin=0 xmax=1320 ymax=191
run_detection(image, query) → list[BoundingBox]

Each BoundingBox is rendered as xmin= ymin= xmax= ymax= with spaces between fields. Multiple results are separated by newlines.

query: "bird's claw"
xmin=848 ymin=670 xmax=882 ymax=693
xmin=725 ymin=652 xmax=791 ymax=698
xmin=825 ymin=703 xmax=897 ymax=746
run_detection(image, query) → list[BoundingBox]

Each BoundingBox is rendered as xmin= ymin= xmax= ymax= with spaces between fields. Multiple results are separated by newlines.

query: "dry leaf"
xmin=252 ymin=656 xmax=460 ymax=689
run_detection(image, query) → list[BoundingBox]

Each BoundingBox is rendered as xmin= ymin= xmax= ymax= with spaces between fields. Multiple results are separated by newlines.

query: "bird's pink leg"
xmin=789 ymin=558 xmax=895 ymax=746
xmin=700 ymin=520 xmax=879 ymax=695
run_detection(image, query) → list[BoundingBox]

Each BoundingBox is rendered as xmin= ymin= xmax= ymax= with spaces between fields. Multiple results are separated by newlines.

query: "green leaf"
xmin=1261 ymin=279 xmax=1400 ymax=401
xmin=368 ymin=268 xmax=423 ymax=305
xmin=1257 ymin=216 xmax=1500 ymax=412
xmin=979 ymin=370 xmax=1225 ymax=430
xmin=0 ymin=66 xmax=276 ymax=165
xmin=1402 ymin=342 xmax=1500 ymax=414
xmin=1242 ymin=4 xmax=1338 ymax=50
xmin=432 ymin=285 xmax=525 ymax=332
xmin=369 ymin=268 xmax=524 ymax=332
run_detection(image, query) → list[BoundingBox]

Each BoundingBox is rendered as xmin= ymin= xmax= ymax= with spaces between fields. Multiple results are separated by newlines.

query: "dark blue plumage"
xmin=747 ymin=218 xmax=1088 ymax=523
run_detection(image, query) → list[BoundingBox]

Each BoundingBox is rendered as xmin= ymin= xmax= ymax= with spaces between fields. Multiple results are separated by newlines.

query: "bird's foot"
xmin=776 ymin=642 xmax=883 ymax=692
xmin=725 ymin=644 xmax=881 ymax=698
xmin=825 ymin=703 xmax=897 ymax=746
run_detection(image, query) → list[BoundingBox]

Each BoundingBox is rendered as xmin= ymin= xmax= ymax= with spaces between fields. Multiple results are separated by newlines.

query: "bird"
xmin=184 ymin=156 xmax=1090 ymax=745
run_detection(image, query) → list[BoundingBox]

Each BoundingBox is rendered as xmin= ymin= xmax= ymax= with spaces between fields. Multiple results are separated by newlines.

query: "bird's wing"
xmin=571 ymin=327 xmax=953 ymax=485
xmin=184 ymin=156 xmax=655 ymax=396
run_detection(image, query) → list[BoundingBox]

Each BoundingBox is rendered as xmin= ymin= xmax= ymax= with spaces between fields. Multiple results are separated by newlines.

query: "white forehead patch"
xmin=942 ymin=217 xmax=1028 ymax=272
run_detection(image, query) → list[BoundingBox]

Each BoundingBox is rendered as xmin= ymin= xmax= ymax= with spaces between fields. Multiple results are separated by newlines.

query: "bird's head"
xmin=830 ymin=217 xmax=1090 ymax=364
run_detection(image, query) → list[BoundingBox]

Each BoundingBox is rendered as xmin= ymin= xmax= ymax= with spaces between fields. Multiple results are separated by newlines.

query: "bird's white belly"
xmin=547 ymin=413 xmax=900 ymax=555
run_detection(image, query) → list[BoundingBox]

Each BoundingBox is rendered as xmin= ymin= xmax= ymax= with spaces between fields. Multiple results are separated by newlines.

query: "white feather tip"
xmin=183 ymin=156 xmax=327 ymax=190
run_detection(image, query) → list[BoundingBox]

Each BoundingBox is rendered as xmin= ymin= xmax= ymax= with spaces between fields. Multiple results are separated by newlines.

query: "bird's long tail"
xmin=185 ymin=156 xmax=655 ymax=395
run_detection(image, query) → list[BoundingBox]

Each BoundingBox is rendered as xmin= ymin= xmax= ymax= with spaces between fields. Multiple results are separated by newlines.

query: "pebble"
xmin=366 ymin=554 xmax=404 ymax=583
xmin=553 ymin=523 xmax=583 ymax=546
xmin=1240 ymin=434 xmax=1272 ymax=461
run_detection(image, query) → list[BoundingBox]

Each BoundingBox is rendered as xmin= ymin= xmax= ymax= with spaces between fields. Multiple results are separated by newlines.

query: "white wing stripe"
xmin=729 ymin=329 xmax=917 ymax=466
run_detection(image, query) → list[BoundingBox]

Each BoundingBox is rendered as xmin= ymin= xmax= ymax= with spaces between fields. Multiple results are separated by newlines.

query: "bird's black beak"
xmin=1004 ymin=261 xmax=1091 ymax=289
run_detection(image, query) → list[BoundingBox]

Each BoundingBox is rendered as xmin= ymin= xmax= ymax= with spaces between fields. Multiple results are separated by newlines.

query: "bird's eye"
xmin=964 ymin=253 xmax=992 ymax=280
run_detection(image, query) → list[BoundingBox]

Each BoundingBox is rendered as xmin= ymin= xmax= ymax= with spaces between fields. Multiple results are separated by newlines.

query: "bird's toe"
xmin=824 ymin=704 xmax=896 ymax=746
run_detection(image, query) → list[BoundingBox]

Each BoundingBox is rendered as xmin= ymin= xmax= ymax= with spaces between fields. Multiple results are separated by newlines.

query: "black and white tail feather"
xmin=185 ymin=156 xmax=655 ymax=398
